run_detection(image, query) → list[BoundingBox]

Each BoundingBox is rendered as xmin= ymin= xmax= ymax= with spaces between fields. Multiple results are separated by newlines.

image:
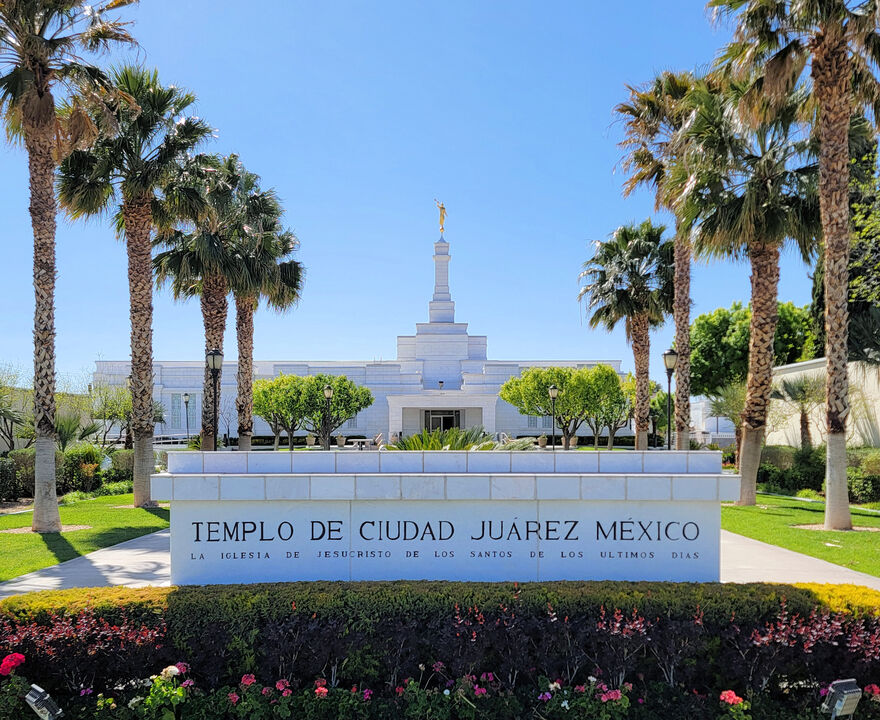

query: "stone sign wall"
xmin=153 ymin=450 xmax=738 ymax=585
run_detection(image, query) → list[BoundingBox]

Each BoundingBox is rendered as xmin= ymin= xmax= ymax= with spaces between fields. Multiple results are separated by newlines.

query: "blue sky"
xmin=0 ymin=1 xmax=816 ymax=387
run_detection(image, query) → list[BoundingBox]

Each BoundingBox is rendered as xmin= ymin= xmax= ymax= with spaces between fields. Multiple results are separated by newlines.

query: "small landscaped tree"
xmin=500 ymin=366 xmax=598 ymax=450
xmin=298 ymin=375 xmax=374 ymax=448
xmin=770 ymin=375 xmax=824 ymax=452
xmin=581 ymin=364 xmax=627 ymax=449
xmin=253 ymin=374 xmax=306 ymax=450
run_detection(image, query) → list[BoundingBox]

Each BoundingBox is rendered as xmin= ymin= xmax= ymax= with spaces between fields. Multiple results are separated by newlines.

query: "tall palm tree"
xmin=578 ymin=220 xmax=674 ymax=450
xmin=57 ymin=66 xmax=211 ymax=506
xmin=153 ymin=155 xmax=278 ymax=450
xmin=0 ymin=0 xmax=135 ymax=532
xmin=708 ymin=0 xmax=880 ymax=530
xmin=672 ymin=79 xmax=823 ymax=504
xmin=231 ymin=208 xmax=303 ymax=451
xmin=616 ymin=70 xmax=696 ymax=450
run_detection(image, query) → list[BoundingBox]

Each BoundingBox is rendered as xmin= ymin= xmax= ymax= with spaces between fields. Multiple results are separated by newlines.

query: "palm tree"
xmin=230 ymin=185 xmax=303 ymax=451
xmin=153 ymin=155 xmax=278 ymax=450
xmin=771 ymin=375 xmax=824 ymax=451
xmin=57 ymin=66 xmax=211 ymax=506
xmin=578 ymin=220 xmax=674 ymax=450
xmin=616 ymin=70 xmax=696 ymax=450
xmin=672 ymin=79 xmax=823 ymax=505
xmin=0 ymin=0 xmax=135 ymax=532
xmin=708 ymin=0 xmax=880 ymax=530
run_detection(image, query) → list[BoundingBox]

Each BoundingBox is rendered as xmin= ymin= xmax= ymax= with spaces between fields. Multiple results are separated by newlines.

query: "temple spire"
xmin=429 ymin=236 xmax=455 ymax=323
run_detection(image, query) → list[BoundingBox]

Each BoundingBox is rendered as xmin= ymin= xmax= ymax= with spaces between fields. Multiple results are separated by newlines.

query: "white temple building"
xmin=94 ymin=236 xmax=623 ymax=442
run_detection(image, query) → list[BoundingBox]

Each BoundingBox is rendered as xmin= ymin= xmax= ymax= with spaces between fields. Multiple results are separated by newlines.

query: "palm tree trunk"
xmin=813 ymin=35 xmax=853 ymax=530
xmin=201 ymin=272 xmax=228 ymax=451
xmin=800 ymin=409 xmax=812 ymax=452
xmin=123 ymin=194 xmax=156 ymax=508
xmin=631 ymin=314 xmax=651 ymax=451
xmin=673 ymin=229 xmax=691 ymax=449
xmin=235 ymin=294 xmax=256 ymax=452
xmin=24 ymin=114 xmax=61 ymax=533
xmin=738 ymin=243 xmax=780 ymax=506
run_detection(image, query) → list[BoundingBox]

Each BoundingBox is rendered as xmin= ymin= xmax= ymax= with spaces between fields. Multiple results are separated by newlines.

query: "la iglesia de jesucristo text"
xmin=94 ymin=226 xmax=623 ymax=442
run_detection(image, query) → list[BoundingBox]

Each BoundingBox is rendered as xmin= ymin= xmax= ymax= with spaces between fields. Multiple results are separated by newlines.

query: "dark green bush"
xmin=106 ymin=449 xmax=134 ymax=484
xmin=756 ymin=462 xmax=784 ymax=490
xmin=7 ymin=448 xmax=62 ymax=497
xmin=848 ymin=466 xmax=880 ymax=504
xmin=760 ymin=444 xmax=797 ymax=470
xmin=721 ymin=444 xmax=736 ymax=464
xmin=59 ymin=444 xmax=103 ymax=494
xmin=0 ymin=458 xmax=19 ymax=501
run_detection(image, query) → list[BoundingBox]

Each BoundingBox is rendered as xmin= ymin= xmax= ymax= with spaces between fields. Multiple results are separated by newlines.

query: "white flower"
xmin=443 ymin=689 xmax=450 ymax=696
xmin=562 ymin=700 xmax=570 ymax=710
xmin=127 ymin=697 xmax=143 ymax=709
xmin=419 ymin=664 xmax=426 ymax=671
xmin=549 ymin=682 xmax=561 ymax=691
xmin=587 ymin=676 xmax=597 ymax=684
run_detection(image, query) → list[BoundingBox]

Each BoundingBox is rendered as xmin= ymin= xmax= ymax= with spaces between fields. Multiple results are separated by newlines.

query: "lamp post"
xmin=183 ymin=392 xmax=190 ymax=443
xmin=438 ymin=380 xmax=444 ymax=389
xmin=548 ymin=384 xmax=559 ymax=452
xmin=323 ymin=384 xmax=333 ymax=451
xmin=206 ymin=349 xmax=223 ymax=451
xmin=662 ymin=348 xmax=678 ymax=451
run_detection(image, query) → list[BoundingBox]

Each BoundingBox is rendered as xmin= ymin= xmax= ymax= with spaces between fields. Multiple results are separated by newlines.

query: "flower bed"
xmin=1 ymin=581 xmax=879 ymax=719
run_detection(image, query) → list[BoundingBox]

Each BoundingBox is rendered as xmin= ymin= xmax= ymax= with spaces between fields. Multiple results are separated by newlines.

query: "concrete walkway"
xmin=1 ymin=529 xmax=878 ymax=599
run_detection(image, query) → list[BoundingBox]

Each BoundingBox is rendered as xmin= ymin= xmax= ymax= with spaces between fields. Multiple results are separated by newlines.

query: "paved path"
xmin=1 ymin=529 xmax=878 ymax=599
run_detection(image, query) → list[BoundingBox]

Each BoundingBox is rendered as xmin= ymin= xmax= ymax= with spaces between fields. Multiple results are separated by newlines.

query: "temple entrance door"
xmin=424 ymin=410 xmax=461 ymax=432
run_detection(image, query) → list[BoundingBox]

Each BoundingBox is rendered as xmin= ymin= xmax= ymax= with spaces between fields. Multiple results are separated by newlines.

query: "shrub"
xmin=7 ymin=448 xmax=62 ymax=497
xmin=721 ymin=444 xmax=736 ymax=464
xmin=760 ymin=445 xmax=797 ymax=471
xmin=860 ymin=450 xmax=880 ymax=477
xmin=104 ymin=449 xmax=134 ymax=484
xmin=1 ymin=582 xmax=879 ymax=719
xmin=756 ymin=463 xmax=783 ymax=490
xmin=155 ymin=450 xmax=168 ymax=470
xmin=59 ymin=444 xmax=104 ymax=495
xmin=0 ymin=458 xmax=19 ymax=501
xmin=848 ymin=466 xmax=880 ymax=504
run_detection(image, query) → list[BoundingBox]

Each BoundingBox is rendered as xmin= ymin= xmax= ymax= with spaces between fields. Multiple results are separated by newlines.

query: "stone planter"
xmin=538 ymin=436 xmax=548 ymax=448
xmin=336 ymin=435 xmax=346 ymax=448
xmin=569 ymin=436 xmax=579 ymax=448
xmin=306 ymin=435 xmax=316 ymax=447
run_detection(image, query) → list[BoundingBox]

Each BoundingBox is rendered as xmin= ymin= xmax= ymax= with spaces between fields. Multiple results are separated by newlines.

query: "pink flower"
xmin=638 ymin=698 xmax=645 ymax=704
xmin=600 ymin=689 xmax=622 ymax=702
xmin=395 ymin=686 xmax=405 ymax=696
xmin=314 ymin=678 xmax=327 ymax=688
xmin=241 ymin=674 xmax=256 ymax=687
xmin=228 ymin=692 xmax=240 ymax=705
xmin=175 ymin=662 xmax=189 ymax=675
xmin=315 ymin=686 xmax=328 ymax=698
xmin=474 ymin=686 xmax=487 ymax=697
xmin=820 ymin=688 xmax=829 ymax=698
xmin=538 ymin=692 xmax=552 ymax=701
xmin=363 ymin=689 xmax=373 ymax=701
xmin=0 ymin=653 xmax=25 ymax=676
xmin=432 ymin=661 xmax=445 ymax=672
xmin=624 ymin=682 xmax=633 ymax=691
xmin=182 ymin=680 xmax=195 ymax=689
xmin=720 ymin=690 xmax=743 ymax=705
xmin=80 ymin=688 xmax=93 ymax=697
xmin=574 ymin=685 xmax=586 ymax=693
xmin=262 ymin=687 xmax=273 ymax=696
xmin=276 ymin=679 xmax=290 ymax=691
xmin=282 ymin=688 xmax=292 ymax=697
xmin=865 ymin=684 xmax=880 ymax=697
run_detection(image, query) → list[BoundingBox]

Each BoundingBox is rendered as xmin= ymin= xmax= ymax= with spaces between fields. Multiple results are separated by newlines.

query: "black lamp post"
xmin=548 ymin=384 xmax=559 ymax=452
xmin=206 ymin=349 xmax=223 ymax=451
xmin=183 ymin=392 xmax=190 ymax=442
xmin=323 ymin=384 xmax=333 ymax=451
xmin=662 ymin=348 xmax=678 ymax=451
xmin=438 ymin=380 xmax=444 ymax=389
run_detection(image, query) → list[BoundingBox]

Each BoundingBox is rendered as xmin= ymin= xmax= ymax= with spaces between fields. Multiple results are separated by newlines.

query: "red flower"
xmin=865 ymin=684 xmax=880 ymax=697
xmin=315 ymin=686 xmax=328 ymax=698
xmin=276 ymin=679 xmax=290 ymax=691
xmin=720 ymin=690 xmax=743 ymax=705
xmin=314 ymin=678 xmax=327 ymax=688
xmin=395 ymin=686 xmax=405 ymax=696
xmin=0 ymin=653 xmax=25 ymax=676
xmin=228 ymin=692 xmax=240 ymax=705
xmin=175 ymin=662 xmax=189 ymax=675
xmin=241 ymin=674 xmax=256 ymax=687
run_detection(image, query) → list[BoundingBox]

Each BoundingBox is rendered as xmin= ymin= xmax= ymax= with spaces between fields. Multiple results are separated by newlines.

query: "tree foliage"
xmin=689 ymin=302 xmax=812 ymax=397
xmin=252 ymin=374 xmax=305 ymax=450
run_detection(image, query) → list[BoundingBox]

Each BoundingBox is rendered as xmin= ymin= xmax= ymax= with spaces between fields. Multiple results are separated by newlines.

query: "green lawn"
xmin=0 ymin=495 xmax=168 ymax=582
xmin=721 ymin=494 xmax=880 ymax=577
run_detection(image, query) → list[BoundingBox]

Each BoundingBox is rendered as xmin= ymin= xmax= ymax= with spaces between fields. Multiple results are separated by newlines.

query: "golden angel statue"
xmin=434 ymin=199 xmax=447 ymax=235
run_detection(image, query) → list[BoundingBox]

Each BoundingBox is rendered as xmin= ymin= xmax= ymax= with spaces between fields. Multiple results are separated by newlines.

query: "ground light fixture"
xmin=662 ymin=347 xmax=678 ymax=450
xmin=206 ymin=349 xmax=223 ymax=451
xmin=25 ymin=684 xmax=63 ymax=719
xmin=820 ymin=679 xmax=861 ymax=719
xmin=548 ymin=384 xmax=559 ymax=452
xmin=323 ymin=384 xmax=334 ymax=451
